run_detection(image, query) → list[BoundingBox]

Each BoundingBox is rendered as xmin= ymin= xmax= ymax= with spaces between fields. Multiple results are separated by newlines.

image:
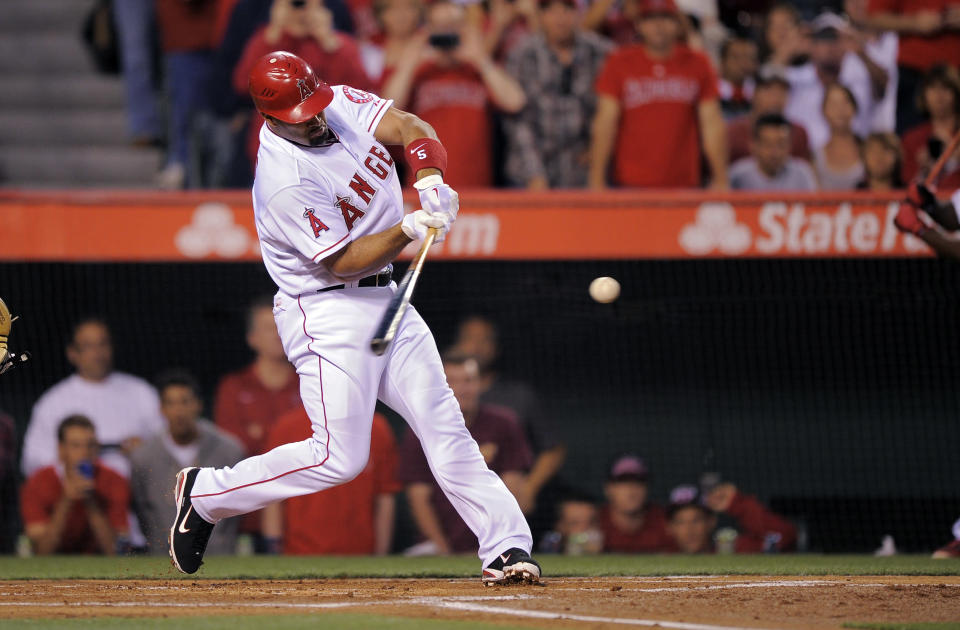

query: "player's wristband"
xmin=404 ymin=138 xmax=447 ymax=176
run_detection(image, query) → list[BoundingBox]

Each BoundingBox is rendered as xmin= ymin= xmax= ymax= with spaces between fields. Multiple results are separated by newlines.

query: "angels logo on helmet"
xmin=297 ymin=78 xmax=314 ymax=101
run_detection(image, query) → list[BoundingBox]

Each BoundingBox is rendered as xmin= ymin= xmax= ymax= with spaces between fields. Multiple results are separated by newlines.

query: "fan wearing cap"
xmin=782 ymin=12 xmax=886 ymax=151
xmin=665 ymin=483 xmax=796 ymax=554
xmin=598 ymin=454 xmax=671 ymax=553
xmin=168 ymin=51 xmax=542 ymax=586
xmin=589 ymin=0 xmax=729 ymax=189
xmin=233 ymin=0 xmax=373 ymax=165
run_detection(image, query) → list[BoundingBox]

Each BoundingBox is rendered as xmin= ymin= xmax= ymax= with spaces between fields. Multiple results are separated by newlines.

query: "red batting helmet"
xmin=248 ymin=51 xmax=334 ymax=124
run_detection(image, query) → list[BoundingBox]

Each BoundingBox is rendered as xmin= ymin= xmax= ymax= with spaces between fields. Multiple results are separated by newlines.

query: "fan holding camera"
xmin=236 ymin=0 xmax=373 ymax=162
xmin=381 ymin=0 xmax=526 ymax=188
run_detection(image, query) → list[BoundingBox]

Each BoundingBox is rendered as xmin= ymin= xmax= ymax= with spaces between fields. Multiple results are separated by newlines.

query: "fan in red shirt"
xmin=20 ymin=415 xmax=130 ymax=555
xmin=867 ymin=0 xmax=960 ymax=132
xmin=261 ymin=406 xmax=401 ymax=554
xmin=214 ymin=296 xmax=300 ymax=456
xmin=664 ymin=483 xmax=796 ymax=554
xmin=597 ymin=454 xmax=671 ymax=553
xmin=589 ymin=0 xmax=728 ymax=189
xmin=214 ymin=296 xmax=301 ymax=547
xmin=233 ymin=0 xmax=373 ymax=164
xmin=381 ymin=0 xmax=526 ymax=188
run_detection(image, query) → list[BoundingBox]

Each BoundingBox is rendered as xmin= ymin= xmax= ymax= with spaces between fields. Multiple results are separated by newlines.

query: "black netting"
xmin=2 ymin=258 xmax=958 ymax=552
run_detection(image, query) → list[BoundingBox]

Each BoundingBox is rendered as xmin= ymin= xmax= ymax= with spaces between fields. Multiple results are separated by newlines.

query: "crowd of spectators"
xmin=110 ymin=0 xmax=960 ymax=193
xmin=2 ymin=308 xmax=820 ymax=558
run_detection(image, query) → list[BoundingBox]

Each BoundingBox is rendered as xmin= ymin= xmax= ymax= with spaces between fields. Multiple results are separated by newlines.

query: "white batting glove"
xmin=414 ymin=175 xmax=459 ymax=223
xmin=401 ymin=209 xmax=450 ymax=243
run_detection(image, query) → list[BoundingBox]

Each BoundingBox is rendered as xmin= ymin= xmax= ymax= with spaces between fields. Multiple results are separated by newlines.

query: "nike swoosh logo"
xmin=178 ymin=505 xmax=193 ymax=534
xmin=410 ymin=143 xmax=427 ymax=154
xmin=500 ymin=553 xmax=511 ymax=563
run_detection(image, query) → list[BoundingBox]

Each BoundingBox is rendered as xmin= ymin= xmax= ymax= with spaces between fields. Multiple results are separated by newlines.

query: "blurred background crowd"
xmin=4 ymin=0 xmax=957 ymax=192
xmin=4 ymin=308 xmax=810 ymax=558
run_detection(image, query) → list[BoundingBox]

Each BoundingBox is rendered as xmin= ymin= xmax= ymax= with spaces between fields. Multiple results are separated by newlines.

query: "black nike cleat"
xmin=169 ymin=467 xmax=214 ymax=574
xmin=482 ymin=547 xmax=542 ymax=585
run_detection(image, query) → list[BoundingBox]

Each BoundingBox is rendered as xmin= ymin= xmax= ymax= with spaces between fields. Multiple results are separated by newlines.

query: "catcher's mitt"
xmin=0 ymin=297 xmax=29 ymax=375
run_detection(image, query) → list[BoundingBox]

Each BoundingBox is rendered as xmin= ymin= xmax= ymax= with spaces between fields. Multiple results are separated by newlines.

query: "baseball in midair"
xmin=589 ymin=276 xmax=620 ymax=303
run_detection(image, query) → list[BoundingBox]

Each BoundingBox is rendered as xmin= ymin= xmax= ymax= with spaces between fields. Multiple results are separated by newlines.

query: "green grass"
xmin=845 ymin=624 xmax=960 ymax=630
xmin=1 ymin=614 xmax=530 ymax=630
xmin=0 ymin=554 xmax=958 ymax=580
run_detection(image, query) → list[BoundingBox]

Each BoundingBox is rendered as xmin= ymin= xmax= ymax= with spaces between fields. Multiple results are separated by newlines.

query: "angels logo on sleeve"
xmin=303 ymin=208 xmax=330 ymax=238
xmin=343 ymin=86 xmax=375 ymax=103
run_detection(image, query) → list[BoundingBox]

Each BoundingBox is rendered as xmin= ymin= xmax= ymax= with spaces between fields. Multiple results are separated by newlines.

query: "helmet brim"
xmin=262 ymin=83 xmax=334 ymax=124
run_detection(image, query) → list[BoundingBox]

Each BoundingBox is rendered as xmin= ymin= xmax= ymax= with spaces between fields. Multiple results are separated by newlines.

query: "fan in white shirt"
xmin=21 ymin=318 xmax=164 ymax=479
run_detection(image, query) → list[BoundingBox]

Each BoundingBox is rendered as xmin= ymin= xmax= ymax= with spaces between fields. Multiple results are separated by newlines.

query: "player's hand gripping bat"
xmin=370 ymin=227 xmax=438 ymax=355
xmin=0 ymin=297 xmax=30 ymax=375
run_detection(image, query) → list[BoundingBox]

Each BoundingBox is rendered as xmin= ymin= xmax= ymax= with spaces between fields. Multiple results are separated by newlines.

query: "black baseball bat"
xmin=369 ymin=228 xmax=438 ymax=355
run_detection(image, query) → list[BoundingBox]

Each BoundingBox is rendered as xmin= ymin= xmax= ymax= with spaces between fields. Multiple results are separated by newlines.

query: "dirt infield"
xmin=1 ymin=575 xmax=959 ymax=629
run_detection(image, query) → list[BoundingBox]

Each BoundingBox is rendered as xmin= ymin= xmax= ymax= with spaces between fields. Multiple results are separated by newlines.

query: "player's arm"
xmin=588 ymin=94 xmax=620 ymax=190
xmin=698 ymin=99 xmax=729 ymax=190
xmin=374 ymin=107 xmax=460 ymax=233
xmin=322 ymin=225 xmax=414 ymax=280
xmin=374 ymin=108 xmax=442 ymax=180
xmin=324 ymin=109 xmax=458 ymax=279
xmin=406 ymin=483 xmax=451 ymax=553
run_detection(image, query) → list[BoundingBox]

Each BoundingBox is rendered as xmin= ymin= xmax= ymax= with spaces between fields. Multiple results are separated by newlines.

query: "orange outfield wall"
xmin=0 ymin=190 xmax=931 ymax=261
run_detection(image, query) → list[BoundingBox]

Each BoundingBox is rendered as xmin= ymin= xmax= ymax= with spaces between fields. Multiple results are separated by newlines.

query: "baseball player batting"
xmin=168 ymin=51 xmax=540 ymax=585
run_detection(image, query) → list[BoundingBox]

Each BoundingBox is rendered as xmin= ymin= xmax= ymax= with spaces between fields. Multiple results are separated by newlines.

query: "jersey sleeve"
xmin=331 ymin=85 xmax=393 ymax=135
xmin=265 ymin=182 xmax=352 ymax=263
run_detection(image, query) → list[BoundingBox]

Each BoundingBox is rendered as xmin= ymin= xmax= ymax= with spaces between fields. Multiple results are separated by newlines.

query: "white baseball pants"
xmin=190 ymin=284 xmax=532 ymax=566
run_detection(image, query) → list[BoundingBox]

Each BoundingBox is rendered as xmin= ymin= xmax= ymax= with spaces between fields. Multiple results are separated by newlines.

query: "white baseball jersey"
xmin=253 ymin=86 xmax=402 ymax=295
xmin=190 ymin=84 xmax=533 ymax=568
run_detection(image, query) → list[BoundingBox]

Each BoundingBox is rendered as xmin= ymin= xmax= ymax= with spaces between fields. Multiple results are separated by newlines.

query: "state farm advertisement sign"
xmin=0 ymin=190 xmax=930 ymax=261
xmin=678 ymin=201 xmax=928 ymax=257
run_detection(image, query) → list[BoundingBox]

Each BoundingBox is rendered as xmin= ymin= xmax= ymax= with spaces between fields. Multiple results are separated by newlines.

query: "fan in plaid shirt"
xmin=504 ymin=0 xmax=613 ymax=189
